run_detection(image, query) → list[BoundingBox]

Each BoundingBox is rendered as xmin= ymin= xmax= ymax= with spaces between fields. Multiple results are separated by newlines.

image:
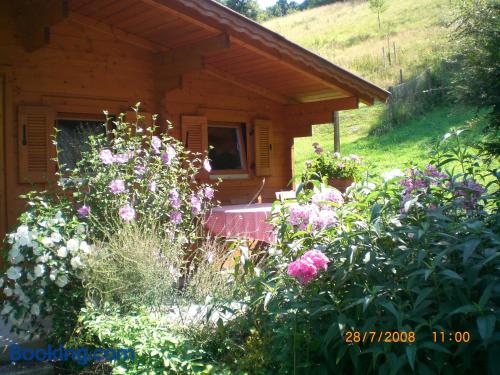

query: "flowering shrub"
xmin=62 ymin=103 xmax=216 ymax=241
xmin=303 ymin=143 xmax=362 ymax=181
xmin=1 ymin=193 xmax=89 ymax=340
xmin=234 ymin=130 xmax=499 ymax=374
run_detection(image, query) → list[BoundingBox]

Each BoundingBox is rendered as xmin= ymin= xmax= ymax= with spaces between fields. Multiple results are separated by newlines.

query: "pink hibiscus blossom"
xmin=312 ymin=188 xmax=344 ymax=206
xmin=109 ymin=179 xmax=125 ymax=194
xmin=161 ymin=146 xmax=176 ymax=165
xmin=77 ymin=205 xmax=90 ymax=218
xmin=191 ymin=195 xmax=202 ymax=214
xmin=170 ymin=211 xmax=182 ymax=224
xmin=169 ymin=189 xmax=181 ymax=209
xmin=204 ymin=186 xmax=215 ymax=200
xmin=119 ymin=204 xmax=136 ymax=222
xmin=151 ymin=136 xmax=161 ymax=154
xmin=114 ymin=152 xmax=131 ymax=164
xmin=99 ymin=149 xmax=114 ymax=165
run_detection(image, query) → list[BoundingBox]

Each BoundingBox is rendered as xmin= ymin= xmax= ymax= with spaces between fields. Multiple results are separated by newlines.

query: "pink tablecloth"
xmin=205 ymin=203 xmax=275 ymax=243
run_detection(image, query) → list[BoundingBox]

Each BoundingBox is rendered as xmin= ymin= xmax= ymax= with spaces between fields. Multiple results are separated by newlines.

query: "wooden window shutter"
xmin=254 ymin=119 xmax=273 ymax=176
xmin=18 ymin=106 xmax=56 ymax=183
xmin=181 ymin=115 xmax=208 ymax=156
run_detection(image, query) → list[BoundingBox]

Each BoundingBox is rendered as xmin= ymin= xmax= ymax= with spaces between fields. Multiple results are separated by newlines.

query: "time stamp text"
xmin=344 ymin=331 xmax=471 ymax=344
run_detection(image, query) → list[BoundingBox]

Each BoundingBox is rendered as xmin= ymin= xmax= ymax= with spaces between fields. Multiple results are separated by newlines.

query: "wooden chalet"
xmin=0 ymin=0 xmax=389 ymax=240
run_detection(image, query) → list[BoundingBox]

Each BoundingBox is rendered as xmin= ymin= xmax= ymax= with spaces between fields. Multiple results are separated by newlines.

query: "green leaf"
xmin=479 ymin=282 xmax=495 ymax=307
xmin=406 ymin=346 xmax=416 ymax=371
xmin=477 ymin=314 xmax=496 ymax=342
xmin=440 ymin=269 xmax=463 ymax=281
xmin=414 ymin=288 xmax=433 ymax=309
xmin=448 ymin=304 xmax=477 ymax=316
xmin=419 ymin=341 xmax=452 ymax=355
xmin=462 ymin=239 xmax=480 ymax=263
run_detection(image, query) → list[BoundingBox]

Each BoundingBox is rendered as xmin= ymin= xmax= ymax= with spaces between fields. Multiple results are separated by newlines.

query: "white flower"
xmin=55 ymin=275 xmax=68 ymax=288
xmin=6 ymin=266 xmax=22 ymax=280
xmin=36 ymin=288 xmax=44 ymax=296
xmin=76 ymin=224 xmax=86 ymax=235
xmin=8 ymin=247 xmax=24 ymax=264
xmin=1 ymin=303 xmax=13 ymax=315
xmin=381 ymin=168 xmax=405 ymax=181
xmin=55 ymin=211 xmax=64 ymax=222
xmin=0 ymin=278 xmax=3 ymax=288
xmin=49 ymin=269 xmax=58 ymax=281
xmin=39 ymin=220 xmax=48 ymax=228
xmin=41 ymin=237 xmax=54 ymax=248
xmin=66 ymin=239 xmax=79 ymax=253
xmin=56 ymin=246 xmax=68 ymax=258
xmin=34 ymin=264 xmax=45 ymax=278
xmin=4 ymin=287 xmax=13 ymax=297
xmin=36 ymin=254 xmax=50 ymax=263
xmin=51 ymin=231 xmax=62 ymax=243
xmin=31 ymin=303 xmax=40 ymax=316
xmin=27 ymin=273 xmax=35 ymax=282
xmin=70 ymin=256 xmax=84 ymax=269
xmin=79 ymin=241 xmax=90 ymax=254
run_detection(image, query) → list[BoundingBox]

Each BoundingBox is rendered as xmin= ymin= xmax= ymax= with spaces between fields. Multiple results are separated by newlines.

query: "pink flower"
xmin=161 ymin=146 xmax=176 ymax=165
xmin=314 ymin=147 xmax=323 ymax=155
xmin=455 ymin=179 xmax=485 ymax=209
xmin=338 ymin=163 xmax=345 ymax=169
xmin=169 ymin=189 xmax=181 ymax=209
xmin=134 ymin=165 xmax=147 ymax=179
xmin=204 ymin=186 xmax=215 ymax=200
xmin=349 ymin=154 xmax=361 ymax=163
xmin=151 ymin=136 xmax=161 ymax=154
xmin=312 ymin=188 xmax=344 ymax=206
xmin=311 ymin=209 xmax=338 ymax=230
xmin=119 ymin=204 xmax=135 ymax=222
xmin=149 ymin=181 xmax=157 ymax=192
xmin=77 ymin=205 xmax=90 ymax=218
xmin=170 ymin=211 xmax=182 ymax=224
xmin=424 ymin=164 xmax=446 ymax=179
xmin=287 ymin=249 xmax=330 ymax=284
xmin=109 ymin=179 xmax=125 ymax=194
xmin=288 ymin=258 xmax=317 ymax=284
xmin=203 ymin=159 xmax=212 ymax=173
xmin=191 ymin=195 xmax=202 ymax=214
xmin=99 ymin=149 xmax=114 ymax=165
xmin=302 ymin=249 xmax=329 ymax=271
xmin=114 ymin=153 xmax=131 ymax=164
xmin=333 ymin=152 xmax=341 ymax=158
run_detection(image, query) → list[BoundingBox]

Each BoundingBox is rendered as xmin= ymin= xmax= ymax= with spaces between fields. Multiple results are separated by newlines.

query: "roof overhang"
xmin=8 ymin=0 xmax=390 ymax=106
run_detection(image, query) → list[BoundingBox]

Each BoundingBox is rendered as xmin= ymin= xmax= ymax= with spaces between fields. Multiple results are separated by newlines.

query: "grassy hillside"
xmin=263 ymin=0 xmax=477 ymax=178
xmin=264 ymin=0 xmax=452 ymax=88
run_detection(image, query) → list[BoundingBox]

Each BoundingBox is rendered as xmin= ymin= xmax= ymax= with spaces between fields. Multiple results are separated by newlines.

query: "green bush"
xmin=235 ymin=129 xmax=499 ymax=374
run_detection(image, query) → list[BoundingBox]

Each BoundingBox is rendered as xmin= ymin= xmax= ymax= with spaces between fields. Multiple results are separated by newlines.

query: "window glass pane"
xmin=56 ymin=119 xmax=105 ymax=171
xmin=208 ymin=126 xmax=244 ymax=170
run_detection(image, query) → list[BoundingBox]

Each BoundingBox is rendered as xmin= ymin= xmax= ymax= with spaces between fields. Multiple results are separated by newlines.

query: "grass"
xmin=263 ymin=0 xmax=477 ymax=177
xmin=293 ymin=105 xmax=488 ymax=177
xmin=264 ymin=0 xmax=453 ymax=88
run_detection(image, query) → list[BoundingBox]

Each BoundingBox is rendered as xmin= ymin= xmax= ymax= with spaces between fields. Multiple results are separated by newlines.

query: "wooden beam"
xmin=8 ymin=0 xmax=68 ymax=52
xmin=284 ymin=97 xmax=359 ymax=126
xmin=204 ymin=66 xmax=292 ymax=104
xmin=70 ymin=12 xmax=164 ymax=53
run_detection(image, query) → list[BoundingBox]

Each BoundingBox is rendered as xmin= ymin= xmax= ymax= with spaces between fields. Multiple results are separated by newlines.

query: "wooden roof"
xmin=68 ymin=0 xmax=389 ymax=105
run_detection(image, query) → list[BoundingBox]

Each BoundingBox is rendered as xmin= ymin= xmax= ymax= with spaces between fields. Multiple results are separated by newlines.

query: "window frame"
xmin=207 ymin=121 xmax=248 ymax=176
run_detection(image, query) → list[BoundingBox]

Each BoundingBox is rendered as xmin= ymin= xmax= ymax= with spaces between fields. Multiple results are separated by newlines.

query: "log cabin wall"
xmin=0 ymin=14 xmax=293 ymax=236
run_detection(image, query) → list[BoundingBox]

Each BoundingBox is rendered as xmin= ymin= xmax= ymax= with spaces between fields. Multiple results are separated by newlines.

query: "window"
xmin=207 ymin=123 xmax=247 ymax=174
xmin=56 ymin=118 xmax=106 ymax=171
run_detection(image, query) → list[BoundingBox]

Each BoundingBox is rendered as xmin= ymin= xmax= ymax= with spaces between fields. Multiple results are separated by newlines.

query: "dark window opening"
xmin=56 ymin=119 xmax=106 ymax=171
xmin=208 ymin=123 xmax=247 ymax=172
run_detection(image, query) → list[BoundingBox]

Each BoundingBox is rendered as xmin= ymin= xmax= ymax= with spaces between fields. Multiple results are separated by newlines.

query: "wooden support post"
xmin=333 ymin=111 xmax=340 ymax=153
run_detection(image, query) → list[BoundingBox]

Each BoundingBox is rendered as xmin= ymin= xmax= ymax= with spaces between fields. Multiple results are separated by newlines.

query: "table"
xmin=205 ymin=203 xmax=275 ymax=243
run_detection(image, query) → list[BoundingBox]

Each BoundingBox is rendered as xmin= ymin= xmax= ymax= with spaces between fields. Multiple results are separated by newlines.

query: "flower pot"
xmin=328 ymin=177 xmax=353 ymax=193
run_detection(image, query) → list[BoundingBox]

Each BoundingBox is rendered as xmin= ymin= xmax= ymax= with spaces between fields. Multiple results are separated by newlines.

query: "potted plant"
xmin=302 ymin=143 xmax=362 ymax=192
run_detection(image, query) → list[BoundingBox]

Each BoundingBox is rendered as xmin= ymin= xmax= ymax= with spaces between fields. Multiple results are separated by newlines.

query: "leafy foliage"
xmin=232 ymin=129 xmax=499 ymax=374
xmin=450 ymin=0 xmax=500 ymax=153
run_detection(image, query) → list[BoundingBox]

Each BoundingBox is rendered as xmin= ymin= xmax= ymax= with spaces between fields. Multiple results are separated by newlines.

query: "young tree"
xmin=369 ymin=0 xmax=388 ymax=30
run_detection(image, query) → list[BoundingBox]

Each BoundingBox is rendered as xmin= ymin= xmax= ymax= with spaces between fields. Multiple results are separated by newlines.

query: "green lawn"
xmin=293 ymin=105 xmax=487 ymax=177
